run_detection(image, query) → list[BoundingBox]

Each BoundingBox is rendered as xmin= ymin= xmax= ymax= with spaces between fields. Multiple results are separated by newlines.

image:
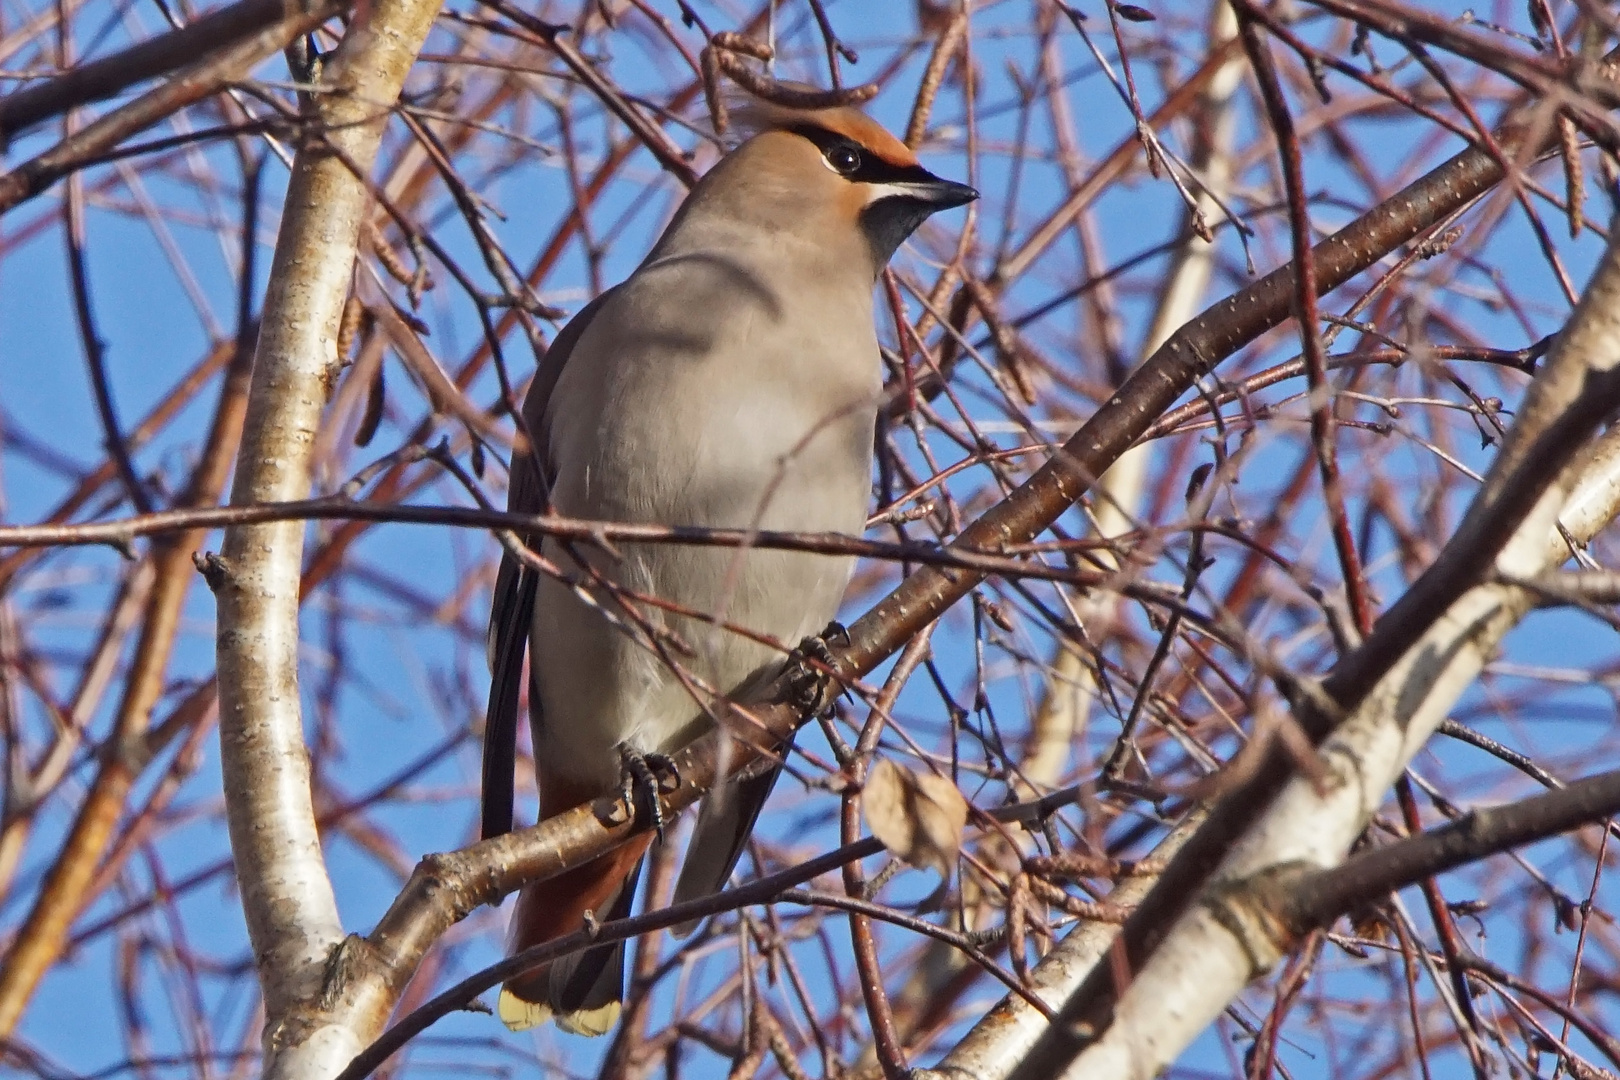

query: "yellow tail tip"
xmin=556 ymin=1000 xmax=620 ymax=1037
xmin=498 ymin=988 xmax=551 ymax=1031
xmin=497 ymin=988 xmax=620 ymax=1036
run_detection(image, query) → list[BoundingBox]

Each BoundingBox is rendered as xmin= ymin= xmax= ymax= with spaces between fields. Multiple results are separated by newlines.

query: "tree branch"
xmin=210 ymin=0 xmax=442 ymax=1073
xmin=1289 ymin=768 xmax=1620 ymax=935
xmin=0 ymin=0 xmax=342 ymax=215
xmin=0 ymin=169 xmax=259 ymax=1037
xmin=0 ymin=0 xmax=335 ymax=143
xmin=1005 ymin=222 xmax=1620 ymax=1077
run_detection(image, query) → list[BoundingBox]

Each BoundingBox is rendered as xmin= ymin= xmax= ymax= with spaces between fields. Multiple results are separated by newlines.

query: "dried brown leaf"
xmin=862 ymin=758 xmax=968 ymax=878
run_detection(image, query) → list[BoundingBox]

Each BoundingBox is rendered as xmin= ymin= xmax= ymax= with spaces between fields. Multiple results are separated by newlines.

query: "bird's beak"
xmin=906 ymin=174 xmax=979 ymax=210
xmin=859 ymin=170 xmax=980 ymax=263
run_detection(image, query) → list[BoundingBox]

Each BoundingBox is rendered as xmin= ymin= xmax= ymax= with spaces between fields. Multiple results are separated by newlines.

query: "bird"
xmin=481 ymin=95 xmax=976 ymax=1037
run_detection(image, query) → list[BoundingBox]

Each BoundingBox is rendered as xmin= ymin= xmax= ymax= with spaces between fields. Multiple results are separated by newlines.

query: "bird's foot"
xmin=786 ymin=621 xmax=850 ymax=716
xmin=618 ymin=746 xmax=680 ymax=842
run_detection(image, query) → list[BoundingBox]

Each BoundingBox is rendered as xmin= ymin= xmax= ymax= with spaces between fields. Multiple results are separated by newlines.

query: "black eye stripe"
xmin=789 ymin=124 xmax=941 ymax=187
xmin=851 ymin=157 xmax=940 ymax=186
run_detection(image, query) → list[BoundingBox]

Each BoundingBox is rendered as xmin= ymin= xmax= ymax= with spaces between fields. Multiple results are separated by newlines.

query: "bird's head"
xmin=686 ymin=97 xmax=978 ymax=275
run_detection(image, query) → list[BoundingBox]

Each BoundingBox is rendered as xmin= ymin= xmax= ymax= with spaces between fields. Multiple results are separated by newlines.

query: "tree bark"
xmin=212 ymin=1 xmax=442 ymax=1073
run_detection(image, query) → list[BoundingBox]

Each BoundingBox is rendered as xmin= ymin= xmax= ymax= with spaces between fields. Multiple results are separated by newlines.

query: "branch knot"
xmin=1199 ymin=860 xmax=1315 ymax=978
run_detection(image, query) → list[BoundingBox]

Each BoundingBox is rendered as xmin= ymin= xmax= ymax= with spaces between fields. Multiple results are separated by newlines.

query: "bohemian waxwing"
xmin=482 ymin=98 xmax=976 ymax=1036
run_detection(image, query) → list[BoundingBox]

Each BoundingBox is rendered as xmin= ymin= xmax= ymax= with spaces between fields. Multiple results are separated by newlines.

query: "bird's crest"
xmin=723 ymin=86 xmax=918 ymax=168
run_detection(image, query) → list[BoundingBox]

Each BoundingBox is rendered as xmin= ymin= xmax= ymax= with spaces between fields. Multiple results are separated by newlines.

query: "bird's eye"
xmin=825 ymin=144 xmax=862 ymax=175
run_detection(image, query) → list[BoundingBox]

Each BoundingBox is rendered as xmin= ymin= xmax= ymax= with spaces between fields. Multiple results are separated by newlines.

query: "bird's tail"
xmin=669 ymin=750 xmax=787 ymax=935
xmin=498 ymin=834 xmax=652 ymax=1035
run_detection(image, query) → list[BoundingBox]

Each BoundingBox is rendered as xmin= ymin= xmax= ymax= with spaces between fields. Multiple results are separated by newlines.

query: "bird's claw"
xmin=618 ymin=746 xmax=679 ymax=842
xmin=787 ymin=621 xmax=849 ymax=715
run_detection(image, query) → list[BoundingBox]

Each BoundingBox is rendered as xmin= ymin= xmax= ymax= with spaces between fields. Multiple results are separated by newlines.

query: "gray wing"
xmin=481 ymin=288 xmax=618 ymax=840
